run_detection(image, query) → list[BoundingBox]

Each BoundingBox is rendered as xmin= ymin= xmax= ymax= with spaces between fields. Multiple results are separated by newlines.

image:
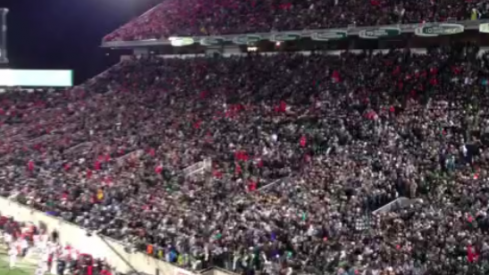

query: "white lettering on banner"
xmin=415 ymin=23 xmax=464 ymax=37
xmin=270 ymin=33 xmax=301 ymax=42
xmin=480 ymin=23 xmax=489 ymax=33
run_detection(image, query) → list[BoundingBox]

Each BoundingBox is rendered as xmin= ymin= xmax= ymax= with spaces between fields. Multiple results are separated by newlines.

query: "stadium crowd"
xmin=2 ymin=44 xmax=489 ymax=275
xmin=103 ymin=0 xmax=489 ymax=42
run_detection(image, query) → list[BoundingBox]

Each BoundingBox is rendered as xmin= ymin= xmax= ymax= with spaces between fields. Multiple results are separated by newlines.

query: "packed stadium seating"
xmin=1 ymin=44 xmax=489 ymax=274
xmin=103 ymin=0 xmax=489 ymax=42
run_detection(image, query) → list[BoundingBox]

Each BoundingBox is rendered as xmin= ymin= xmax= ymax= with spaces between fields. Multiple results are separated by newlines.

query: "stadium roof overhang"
xmin=101 ymin=19 xmax=489 ymax=49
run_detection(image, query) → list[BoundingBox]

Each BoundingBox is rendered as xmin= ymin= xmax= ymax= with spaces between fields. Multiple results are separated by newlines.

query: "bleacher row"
xmin=0 ymin=46 xmax=488 ymax=274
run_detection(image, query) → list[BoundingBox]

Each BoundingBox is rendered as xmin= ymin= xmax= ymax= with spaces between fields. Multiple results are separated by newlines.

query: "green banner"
xmin=415 ymin=23 xmax=464 ymax=37
xmin=359 ymin=27 xmax=401 ymax=39
xmin=270 ymin=33 xmax=302 ymax=42
xmin=310 ymin=31 xmax=348 ymax=41
xmin=232 ymin=35 xmax=262 ymax=45
xmin=480 ymin=23 xmax=489 ymax=33
xmin=200 ymin=37 xmax=226 ymax=46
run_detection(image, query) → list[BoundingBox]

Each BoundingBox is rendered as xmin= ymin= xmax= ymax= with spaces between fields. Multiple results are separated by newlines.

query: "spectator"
xmin=103 ymin=0 xmax=487 ymax=42
xmin=2 ymin=45 xmax=489 ymax=275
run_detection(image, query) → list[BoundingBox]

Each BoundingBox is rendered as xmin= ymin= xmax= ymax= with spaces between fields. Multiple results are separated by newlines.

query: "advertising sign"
xmin=200 ymin=37 xmax=226 ymax=46
xmin=169 ymin=37 xmax=195 ymax=47
xmin=415 ymin=23 xmax=464 ymax=37
xmin=232 ymin=35 xmax=262 ymax=45
xmin=310 ymin=30 xmax=348 ymax=41
xmin=480 ymin=23 xmax=489 ymax=33
xmin=270 ymin=33 xmax=302 ymax=42
xmin=359 ymin=27 xmax=401 ymax=39
xmin=0 ymin=69 xmax=73 ymax=87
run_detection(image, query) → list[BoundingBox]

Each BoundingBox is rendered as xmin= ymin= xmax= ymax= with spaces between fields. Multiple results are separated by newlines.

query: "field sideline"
xmin=0 ymin=241 xmax=49 ymax=275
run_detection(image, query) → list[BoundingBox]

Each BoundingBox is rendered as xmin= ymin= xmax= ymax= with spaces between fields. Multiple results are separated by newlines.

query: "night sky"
xmin=3 ymin=0 xmax=160 ymax=84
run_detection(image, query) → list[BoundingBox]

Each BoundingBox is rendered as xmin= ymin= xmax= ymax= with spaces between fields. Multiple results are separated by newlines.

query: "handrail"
xmin=372 ymin=197 xmax=414 ymax=214
xmin=98 ymin=234 xmax=142 ymax=275
xmin=257 ymin=176 xmax=292 ymax=193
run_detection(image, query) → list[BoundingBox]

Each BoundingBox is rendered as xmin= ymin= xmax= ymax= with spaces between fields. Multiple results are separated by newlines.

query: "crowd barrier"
xmin=0 ymin=197 xmax=210 ymax=275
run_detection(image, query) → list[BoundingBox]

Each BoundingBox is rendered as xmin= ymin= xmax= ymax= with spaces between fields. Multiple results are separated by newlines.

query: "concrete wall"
xmin=210 ymin=267 xmax=240 ymax=275
xmin=0 ymin=197 xmax=196 ymax=275
xmin=120 ymin=48 xmax=431 ymax=62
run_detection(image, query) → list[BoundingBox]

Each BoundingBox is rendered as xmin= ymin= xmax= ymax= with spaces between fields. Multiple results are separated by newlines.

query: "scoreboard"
xmin=0 ymin=8 xmax=7 ymax=64
xmin=0 ymin=69 xmax=73 ymax=87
